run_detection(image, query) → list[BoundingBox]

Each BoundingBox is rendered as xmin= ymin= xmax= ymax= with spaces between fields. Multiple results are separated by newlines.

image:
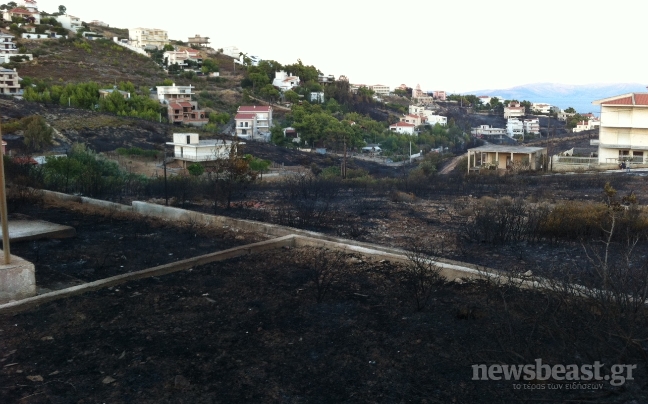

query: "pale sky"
xmin=39 ymin=0 xmax=647 ymax=93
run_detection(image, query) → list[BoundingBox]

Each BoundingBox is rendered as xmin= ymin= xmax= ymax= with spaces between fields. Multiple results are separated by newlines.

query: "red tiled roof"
xmin=635 ymin=94 xmax=648 ymax=105
xmin=391 ymin=122 xmax=415 ymax=127
xmin=602 ymin=96 xmax=632 ymax=105
xmin=179 ymin=101 xmax=193 ymax=108
xmin=9 ymin=7 xmax=35 ymax=14
xmin=169 ymin=103 xmax=182 ymax=110
xmin=238 ymin=106 xmax=271 ymax=112
xmin=235 ymin=113 xmax=255 ymax=120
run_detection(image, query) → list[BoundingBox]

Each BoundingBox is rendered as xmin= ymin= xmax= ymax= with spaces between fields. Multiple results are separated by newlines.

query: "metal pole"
xmin=163 ymin=150 xmax=168 ymax=206
xmin=0 ymin=122 xmax=10 ymax=264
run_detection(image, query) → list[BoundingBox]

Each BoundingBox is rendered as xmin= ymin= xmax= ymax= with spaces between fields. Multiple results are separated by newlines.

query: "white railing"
xmin=553 ymin=156 xmax=599 ymax=165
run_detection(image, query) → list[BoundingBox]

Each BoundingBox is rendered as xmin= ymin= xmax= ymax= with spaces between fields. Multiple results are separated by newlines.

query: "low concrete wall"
xmin=41 ymin=190 xmax=489 ymax=273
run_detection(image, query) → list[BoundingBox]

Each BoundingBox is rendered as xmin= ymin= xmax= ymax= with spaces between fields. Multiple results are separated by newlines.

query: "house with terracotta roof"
xmin=504 ymin=101 xmax=525 ymax=119
xmin=593 ymin=93 xmax=648 ymax=165
xmin=235 ymin=105 xmax=273 ymax=141
xmin=572 ymin=118 xmax=600 ymax=133
xmin=154 ymin=83 xmax=207 ymax=126
xmin=389 ymin=121 xmax=416 ymax=135
xmin=272 ymin=70 xmax=300 ymax=91
xmin=400 ymin=114 xmax=424 ymax=126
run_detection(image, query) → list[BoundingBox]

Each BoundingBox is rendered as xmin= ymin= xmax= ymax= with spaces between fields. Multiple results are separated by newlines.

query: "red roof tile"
xmin=235 ymin=113 xmax=255 ymax=120
xmin=601 ymin=96 xmax=633 ymax=105
xmin=179 ymin=101 xmax=193 ymax=108
xmin=169 ymin=103 xmax=182 ymax=110
xmin=635 ymin=94 xmax=648 ymax=105
xmin=391 ymin=122 xmax=415 ymax=127
xmin=9 ymin=7 xmax=35 ymax=14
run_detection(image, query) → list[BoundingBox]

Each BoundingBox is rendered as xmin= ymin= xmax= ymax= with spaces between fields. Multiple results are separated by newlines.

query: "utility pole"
xmin=342 ymin=135 xmax=347 ymax=179
xmin=163 ymin=149 xmax=168 ymax=206
xmin=0 ymin=121 xmax=10 ymax=264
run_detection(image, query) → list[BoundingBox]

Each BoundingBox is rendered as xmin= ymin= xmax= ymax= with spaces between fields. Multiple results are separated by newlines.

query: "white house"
xmin=531 ymin=103 xmax=552 ymax=114
xmin=593 ymin=93 xmax=648 ymax=164
xmin=272 ymin=70 xmax=300 ymax=91
xmin=424 ymin=114 xmax=447 ymax=126
xmin=409 ymin=105 xmax=425 ymax=115
xmin=235 ymin=105 xmax=273 ymax=140
xmin=389 ymin=122 xmax=416 ymax=135
xmin=524 ymin=118 xmax=540 ymax=135
xmin=471 ymin=125 xmax=507 ymax=138
xmin=557 ymin=110 xmax=576 ymax=121
xmin=504 ymin=101 xmax=525 ymax=119
xmin=166 ymin=133 xmax=240 ymax=168
xmin=54 ymin=14 xmax=82 ymax=31
xmin=310 ymin=92 xmax=324 ymax=103
xmin=572 ymin=119 xmax=600 ymax=133
xmin=506 ymin=118 xmax=524 ymax=137
xmin=163 ymin=49 xmax=201 ymax=68
xmin=129 ymin=27 xmax=168 ymax=50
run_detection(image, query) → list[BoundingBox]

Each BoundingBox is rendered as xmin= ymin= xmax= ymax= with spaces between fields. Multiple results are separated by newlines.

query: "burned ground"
xmin=9 ymin=200 xmax=263 ymax=292
xmin=1 ymin=243 xmax=646 ymax=403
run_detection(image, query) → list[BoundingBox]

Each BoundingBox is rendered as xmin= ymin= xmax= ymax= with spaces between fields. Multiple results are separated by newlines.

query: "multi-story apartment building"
xmin=153 ymin=83 xmax=207 ymax=126
xmin=370 ymin=84 xmax=390 ymax=96
xmin=593 ymin=93 xmax=648 ymax=164
xmin=572 ymin=119 xmax=600 ymax=133
xmin=504 ymin=101 xmax=525 ymax=119
xmin=524 ymin=118 xmax=540 ymax=134
xmin=400 ymin=114 xmax=423 ymax=126
xmin=129 ymin=27 xmax=169 ymax=50
xmin=0 ymin=68 xmax=23 ymax=96
xmin=471 ymin=125 xmax=507 ymax=138
xmin=235 ymin=106 xmax=273 ymax=140
xmin=0 ymin=33 xmax=17 ymax=54
xmin=506 ymin=118 xmax=524 ymax=137
xmin=531 ymin=103 xmax=552 ymax=114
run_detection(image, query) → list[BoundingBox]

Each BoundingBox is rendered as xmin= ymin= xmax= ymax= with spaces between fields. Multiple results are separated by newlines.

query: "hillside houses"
xmin=129 ymin=27 xmax=168 ymax=50
xmin=572 ymin=118 xmax=600 ymax=133
xmin=235 ymin=106 xmax=273 ymax=141
xmin=504 ymin=101 xmax=525 ymax=119
xmin=0 ymin=67 xmax=23 ymax=96
xmin=166 ymin=133 xmax=239 ymax=168
xmin=389 ymin=122 xmax=415 ymax=135
xmin=153 ymin=84 xmax=207 ymax=126
xmin=272 ymin=70 xmax=299 ymax=91
xmin=3 ymin=0 xmax=40 ymax=24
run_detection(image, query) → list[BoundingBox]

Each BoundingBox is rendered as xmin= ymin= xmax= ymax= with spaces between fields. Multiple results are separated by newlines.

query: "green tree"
xmin=259 ymin=84 xmax=280 ymax=101
xmin=284 ymin=89 xmax=299 ymax=103
xmin=565 ymin=107 xmax=576 ymax=113
xmin=187 ymin=163 xmax=205 ymax=176
xmin=23 ymin=115 xmax=53 ymax=152
xmin=58 ymin=4 xmax=66 ymax=14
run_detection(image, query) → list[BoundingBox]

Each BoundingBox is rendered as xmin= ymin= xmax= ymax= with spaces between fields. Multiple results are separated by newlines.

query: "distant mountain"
xmin=468 ymin=83 xmax=648 ymax=115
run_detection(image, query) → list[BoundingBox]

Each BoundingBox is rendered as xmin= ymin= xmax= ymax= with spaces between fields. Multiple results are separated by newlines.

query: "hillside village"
xmin=2 ymin=2 xmax=648 ymax=403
